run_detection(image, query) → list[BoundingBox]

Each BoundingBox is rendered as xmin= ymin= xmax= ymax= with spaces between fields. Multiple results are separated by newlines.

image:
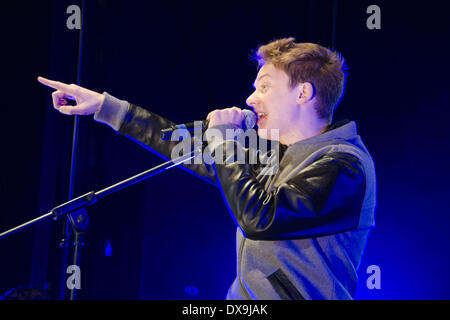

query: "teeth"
xmin=257 ymin=112 xmax=266 ymax=118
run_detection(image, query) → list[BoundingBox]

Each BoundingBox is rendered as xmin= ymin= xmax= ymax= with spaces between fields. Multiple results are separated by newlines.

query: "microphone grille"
xmin=243 ymin=109 xmax=257 ymax=130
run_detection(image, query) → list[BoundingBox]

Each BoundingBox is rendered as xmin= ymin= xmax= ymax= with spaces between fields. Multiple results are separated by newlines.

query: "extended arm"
xmin=37 ymin=77 xmax=216 ymax=185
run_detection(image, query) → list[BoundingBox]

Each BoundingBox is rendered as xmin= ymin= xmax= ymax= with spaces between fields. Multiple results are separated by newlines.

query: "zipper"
xmin=267 ymin=269 xmax=305 ymax=300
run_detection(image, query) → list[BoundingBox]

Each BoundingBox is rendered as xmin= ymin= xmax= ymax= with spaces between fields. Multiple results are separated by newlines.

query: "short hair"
xmin=252 ymin=37 xmax=348 ymax=123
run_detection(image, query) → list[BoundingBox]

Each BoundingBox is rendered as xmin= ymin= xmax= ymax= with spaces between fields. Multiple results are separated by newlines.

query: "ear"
xmin=296 ymin=82 xmax=315 ymax=104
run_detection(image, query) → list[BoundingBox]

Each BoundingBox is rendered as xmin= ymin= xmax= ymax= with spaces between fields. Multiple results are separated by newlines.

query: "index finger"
xmin=37 ymin=76 xmax=73 ymax=92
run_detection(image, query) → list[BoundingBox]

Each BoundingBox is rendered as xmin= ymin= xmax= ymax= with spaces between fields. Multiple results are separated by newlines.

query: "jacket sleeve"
xmin=116 ymin=103 xmax=217 ymax=185
xmin=91 ymin=92 xmax=218 ymax=186
xmin=212 ymin=140 xmax=366 ymax=240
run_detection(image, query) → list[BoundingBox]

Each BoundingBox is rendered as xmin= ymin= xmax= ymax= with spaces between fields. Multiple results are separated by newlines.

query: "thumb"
xmin=58 ymin=102 xmax=97 ymax=115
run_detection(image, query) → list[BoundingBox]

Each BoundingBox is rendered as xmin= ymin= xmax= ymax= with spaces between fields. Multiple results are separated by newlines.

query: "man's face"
xmin=246 ymin=63 xmax=300 ymax=141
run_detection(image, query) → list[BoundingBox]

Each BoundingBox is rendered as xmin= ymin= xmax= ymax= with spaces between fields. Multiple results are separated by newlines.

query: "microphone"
xmin=160 ymin=109 xmax=257 ymax=140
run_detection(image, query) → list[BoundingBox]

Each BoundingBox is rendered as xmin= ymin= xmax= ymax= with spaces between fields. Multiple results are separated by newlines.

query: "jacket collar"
xmin=280 ymin=119 xmax=357 ymax=151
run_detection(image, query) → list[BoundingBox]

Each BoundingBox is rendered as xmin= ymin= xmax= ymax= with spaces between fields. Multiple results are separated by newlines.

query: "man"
xmin=38 ymin=37 xmax=376 ymax=300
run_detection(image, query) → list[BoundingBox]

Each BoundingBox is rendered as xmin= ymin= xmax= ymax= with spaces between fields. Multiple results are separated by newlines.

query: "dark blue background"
xmin=1 ymin=0 xmax=449 ymax=299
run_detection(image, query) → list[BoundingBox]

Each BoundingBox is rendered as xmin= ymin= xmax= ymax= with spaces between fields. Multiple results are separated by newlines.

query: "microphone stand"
xmin=0 ymin=148 xmax=200 ymax=299
xmin=59 ymin=0 xmax=86 ymax=300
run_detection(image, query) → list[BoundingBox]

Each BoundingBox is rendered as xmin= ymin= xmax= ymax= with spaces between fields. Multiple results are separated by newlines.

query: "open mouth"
xmin=256 ymin=112 xmax=266 ymax=124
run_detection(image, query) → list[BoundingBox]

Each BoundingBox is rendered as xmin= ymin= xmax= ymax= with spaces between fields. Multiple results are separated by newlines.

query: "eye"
xmin=260 ymin=83 xmax=269 ymax=91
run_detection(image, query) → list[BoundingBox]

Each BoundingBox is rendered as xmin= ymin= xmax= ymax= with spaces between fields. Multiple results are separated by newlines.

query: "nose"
xmin=246 ymin=91 xmax=258 ymax=109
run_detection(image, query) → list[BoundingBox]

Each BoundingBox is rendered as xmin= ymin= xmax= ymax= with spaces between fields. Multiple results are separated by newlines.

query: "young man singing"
xmin=38 ymin=37 xmax=376 ymax=300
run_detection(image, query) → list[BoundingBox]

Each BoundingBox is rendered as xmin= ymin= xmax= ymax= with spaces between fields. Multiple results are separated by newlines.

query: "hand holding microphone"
xmin=160 ymin=108 xmax=256 ymax=140
xmin=206 ymin=107 xmax=254 ymax=129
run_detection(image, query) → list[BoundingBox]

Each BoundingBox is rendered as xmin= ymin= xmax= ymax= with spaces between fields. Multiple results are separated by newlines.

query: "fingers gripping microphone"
xmin=160 ymin=109 xmax=257 ymax=140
